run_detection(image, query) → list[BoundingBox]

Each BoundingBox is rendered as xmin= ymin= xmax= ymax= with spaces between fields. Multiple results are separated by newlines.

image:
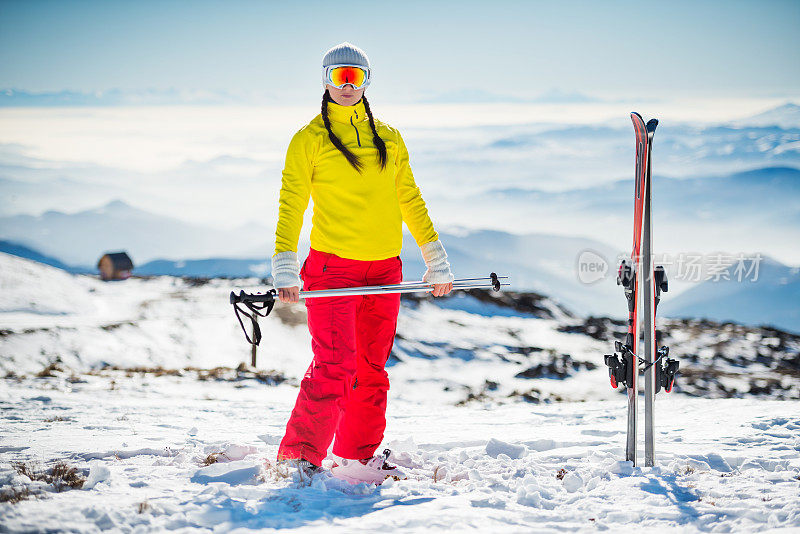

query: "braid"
xmin=362 ymin=95 xmax=387 ymax=171
xmin=321 ymin=90 xmax=362 ymax=172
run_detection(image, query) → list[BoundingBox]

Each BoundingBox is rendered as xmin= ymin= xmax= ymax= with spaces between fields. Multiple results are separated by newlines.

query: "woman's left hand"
xmin=431 ymin=282 xmax=453 ymax=297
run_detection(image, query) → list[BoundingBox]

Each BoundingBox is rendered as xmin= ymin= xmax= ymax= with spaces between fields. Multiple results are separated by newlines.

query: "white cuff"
xmin=420 ymin=239 xmax=455 ymax=285
xmin=271 ymin=251 xmax=302 ymax=289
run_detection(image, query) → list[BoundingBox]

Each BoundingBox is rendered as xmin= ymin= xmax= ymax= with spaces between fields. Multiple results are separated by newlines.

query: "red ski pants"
xmin=277 ymin=248 xmax=402 ymax=466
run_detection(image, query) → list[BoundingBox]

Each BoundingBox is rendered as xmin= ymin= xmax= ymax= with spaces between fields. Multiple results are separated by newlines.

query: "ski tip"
xmin=646 ymin=118 xmax=659 ymax=131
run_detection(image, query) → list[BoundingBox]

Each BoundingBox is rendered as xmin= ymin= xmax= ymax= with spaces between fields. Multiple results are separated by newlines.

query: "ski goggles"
xmin=323 ymin=64 xmax=371 ymax=90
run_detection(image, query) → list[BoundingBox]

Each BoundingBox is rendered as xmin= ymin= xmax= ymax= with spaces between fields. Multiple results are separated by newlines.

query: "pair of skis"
xmin=604 ymin=112 xmax=679 ymax=467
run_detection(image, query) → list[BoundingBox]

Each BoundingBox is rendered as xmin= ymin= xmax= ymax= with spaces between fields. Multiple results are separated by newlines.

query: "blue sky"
xmin=1 ymin=0 xmax=798 ymax=103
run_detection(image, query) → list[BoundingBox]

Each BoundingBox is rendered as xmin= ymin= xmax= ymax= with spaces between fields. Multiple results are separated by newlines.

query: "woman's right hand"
xmin=278 ymin=286 xmax=300 ymax=303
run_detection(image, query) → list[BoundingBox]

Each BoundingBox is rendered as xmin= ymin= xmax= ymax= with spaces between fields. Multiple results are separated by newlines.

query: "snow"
xmin=191 ymin=461 xmax=262 ymax=485
xmin=485 ymin=438 xmax=527 ymax=460
xmin=83 ymin=462 xmax=111 ymax=490
xmin=1 ymin=372 xmax=799 ymax=532
xmin=1 ymin=253 xmax=799 ymax=531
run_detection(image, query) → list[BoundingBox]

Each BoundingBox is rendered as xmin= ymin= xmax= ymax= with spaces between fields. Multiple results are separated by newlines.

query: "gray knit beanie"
xmin=322 ymin=42 xmax=370 ymax=69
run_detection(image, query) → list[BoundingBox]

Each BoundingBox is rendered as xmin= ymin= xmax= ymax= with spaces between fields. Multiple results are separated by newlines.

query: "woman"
xmin=271 ymin=42 xmax=454 ymax=484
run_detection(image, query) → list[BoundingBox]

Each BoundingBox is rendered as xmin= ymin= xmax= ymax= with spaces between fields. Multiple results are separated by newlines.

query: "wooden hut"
xmin=97 ymin=251 xmax=134 ymax=281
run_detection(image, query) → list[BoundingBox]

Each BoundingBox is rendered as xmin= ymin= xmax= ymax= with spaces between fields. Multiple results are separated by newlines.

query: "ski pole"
xmin=231 ymin=274 xmax=508 ymax=302
xmin=230 ymin=273 xmax=510 ymax=345
xmin=275 ymin=276 xmax=509 ymax=298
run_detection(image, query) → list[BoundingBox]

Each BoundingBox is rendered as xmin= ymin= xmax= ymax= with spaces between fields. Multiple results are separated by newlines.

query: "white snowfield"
xmin=1 ymin=375 xmax=798 ymax=532
xmin=1 ymin=253 xmax=799 ymax=532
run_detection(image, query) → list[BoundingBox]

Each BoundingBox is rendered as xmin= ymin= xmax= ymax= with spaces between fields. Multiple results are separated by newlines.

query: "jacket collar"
xmin=325 ymin=99 xmax=368 ymax=124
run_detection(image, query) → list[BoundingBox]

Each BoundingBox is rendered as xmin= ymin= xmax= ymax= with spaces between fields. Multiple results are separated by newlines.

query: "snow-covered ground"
xmin=1 ymin=371 xmax=798 ymax=532
xmin=2 ymin=253 xmax=799 ymax=532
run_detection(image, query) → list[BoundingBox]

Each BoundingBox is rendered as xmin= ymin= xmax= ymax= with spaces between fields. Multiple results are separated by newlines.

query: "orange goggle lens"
xmin=328 ymin=66 xmax=367 ymax=88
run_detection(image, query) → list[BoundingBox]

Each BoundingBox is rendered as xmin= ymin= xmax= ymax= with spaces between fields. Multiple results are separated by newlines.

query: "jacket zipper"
xmin=350 ymin=115 xmax=361 ymax=147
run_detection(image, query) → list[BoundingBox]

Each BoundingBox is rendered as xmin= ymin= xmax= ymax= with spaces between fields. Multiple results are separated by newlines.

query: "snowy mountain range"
xmin=7 ymin=156 xmax=800 ymax=263
xmin=0 ymin=200 xmax=272 ymax=267
xmin=661 ymin=256 xmax=800 ymax=334
xmin=468 ymin=166 xmax=800 ymax=264
xmin=406 ymin=107 xmax=800 ymax=201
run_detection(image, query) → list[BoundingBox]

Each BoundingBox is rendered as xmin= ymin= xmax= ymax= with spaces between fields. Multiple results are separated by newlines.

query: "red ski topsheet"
xmin=631 ymin=112 xmax=648 ymax=265
xmin=629 ymin=112 xmax=649 ymax=358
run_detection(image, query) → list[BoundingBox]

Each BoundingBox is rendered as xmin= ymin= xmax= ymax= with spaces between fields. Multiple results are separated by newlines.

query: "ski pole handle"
xmin=230 ymin=290 xmax=275 ymax=304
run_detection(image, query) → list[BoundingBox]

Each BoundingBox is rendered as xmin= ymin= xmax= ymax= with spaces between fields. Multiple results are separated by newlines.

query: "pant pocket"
xmin=308 ymin=297 xmax=358 ymax=365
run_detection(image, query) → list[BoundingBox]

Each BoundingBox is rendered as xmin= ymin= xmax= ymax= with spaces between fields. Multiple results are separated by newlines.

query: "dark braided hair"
xmin=321 ymin=90 xmax=362 ymax=172
xmin=362 ymin=95 xmax=387 ymax=171
xmin=320 ymin=90 xmax=387 ymax=172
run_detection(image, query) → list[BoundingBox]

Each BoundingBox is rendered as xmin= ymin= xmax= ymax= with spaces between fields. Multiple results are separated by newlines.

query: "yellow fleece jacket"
xmin=273 ymin=99 xmax=439 ymax=261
